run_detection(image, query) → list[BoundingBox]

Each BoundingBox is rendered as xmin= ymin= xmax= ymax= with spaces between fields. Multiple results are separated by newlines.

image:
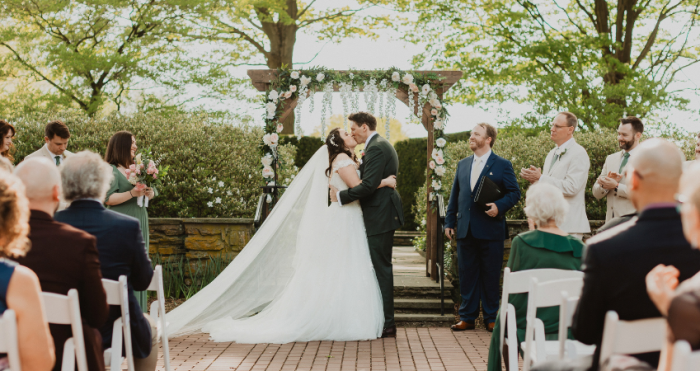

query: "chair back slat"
xmin=42 ymin=293 xmax=74 ymax=325
xmin=146 ymin=266 xmax=170 ymax=371
xmin=599 ymin=311 xmax=666 ymax=369
xmin=102 ymin=278 xmax=123 ymax=306
xmin=532 ymin=278 xmax=584 ymax=308
xmin=507 ymin=269 xmax=583 ymax=294
xmin=42 ymin=289 xmax=88 ymax=371
xmin=0 ymin=310 xmax=21 ymax=371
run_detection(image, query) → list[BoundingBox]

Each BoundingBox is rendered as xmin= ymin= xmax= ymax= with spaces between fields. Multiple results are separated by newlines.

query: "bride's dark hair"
xmin=325 ymin=128 xmax=357 ymax=177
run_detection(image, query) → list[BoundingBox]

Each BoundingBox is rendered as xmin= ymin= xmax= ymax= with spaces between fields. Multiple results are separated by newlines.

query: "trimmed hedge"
xmin=9 ymin=111 xmax=296 ymax=218
xmin=280 ymin=136 xmax=325 ymax=169
xmin=395 ymin=131 xmax=471 ymax=231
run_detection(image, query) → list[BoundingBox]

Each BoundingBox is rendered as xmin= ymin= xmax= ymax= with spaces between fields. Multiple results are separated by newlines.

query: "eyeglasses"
xmin=550 ymin=124 xmax=568 ymax=130
xmin=675 ymin=193 xmax=688 ymax=214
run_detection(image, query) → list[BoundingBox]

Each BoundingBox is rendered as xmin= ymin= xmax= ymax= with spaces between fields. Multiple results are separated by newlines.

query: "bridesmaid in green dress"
xmin=104 ymin=131 xmax=154 ymax=312
xmin=487 ymin=183 xmax=584 ymax=371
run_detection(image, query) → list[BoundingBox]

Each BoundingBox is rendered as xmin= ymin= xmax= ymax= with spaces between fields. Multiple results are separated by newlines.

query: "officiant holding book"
xmin=445 ymin=123 xmax=521 ymax=332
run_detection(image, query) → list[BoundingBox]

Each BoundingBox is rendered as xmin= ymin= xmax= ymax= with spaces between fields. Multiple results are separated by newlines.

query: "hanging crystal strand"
xmin=389 ymin=89 xmax=396 ymax=123
xmin=340 ymin=82 xmax=350 ymax=130
xmin=352 ymin=83 xmax=360 ymax=113
xmin=320 ymin=90 xmax=327 ymax=138
xmin=321 ymin=82 xmax=333 ymax=138
xmin=295 ymin=85 xmax=308 ymax=139
xmin=309 ymin=90 xmax=315 ymax=113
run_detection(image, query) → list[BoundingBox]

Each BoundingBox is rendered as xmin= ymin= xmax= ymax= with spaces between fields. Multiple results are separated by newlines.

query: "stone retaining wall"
xmin=149 ymin=218 xmax=255 ymax=261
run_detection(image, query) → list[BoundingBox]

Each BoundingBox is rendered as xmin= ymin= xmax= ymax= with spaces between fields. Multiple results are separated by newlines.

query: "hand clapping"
xmin=520 ymin=165 xmax=542 ymax=183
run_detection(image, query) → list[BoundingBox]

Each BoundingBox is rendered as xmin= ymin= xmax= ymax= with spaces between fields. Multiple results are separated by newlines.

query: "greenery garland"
xmin=260 ymin=67 xmax=450 ymax=204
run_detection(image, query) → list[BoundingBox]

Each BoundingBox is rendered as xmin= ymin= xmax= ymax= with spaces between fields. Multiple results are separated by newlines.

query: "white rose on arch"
xmin=402 ymin=73 xmax=414 ymax=85
xmin=436 ymin=138 xmax=446 ymax=148
xmin=317 ymin=73 xmax=325 ymax=82
xmin=435 ymin=166 xmax=446 ymax=177
xmin=261 ymin=156 xmax=273 ymax=167
xmin=300 ymin=76 xmax=311 ymax=86
xmin=269 ymin=90 xmax=279 ymax=101
xmin=269 ymin=133 xmax=279 ymax=146
xmin=290 ymin=71 xmax=300 ymax=79
xmin=434 ymin=120 xmax=444 ymax=130
xmin=429 ymin=160 xmax=436 ymax=170
xmin=262 ymin=133 xmax=272 ymax=146
xmin=276 ymin=124 xmax=284 ymax=133
xmin=432 ymin=180 xmax=442 ymax=191
xmin=266 ymin=102 xmax=276 ymax=113
xmin=431 ymin=108 xmax=438 ymax=116
xmin=422 ymin=84 xmax=431 ymax=95
xmin=262 ymin=166 xmax=274 ymax=178
xmin=435 ymin=155 xmax=445 ymax=165
xmin=283 ymin=91 xmax=292 ymax=99
xmin=391 ymin=72 xmax=400 ymax=82
xmin=289 ymin=85 xmax=297 ymax=93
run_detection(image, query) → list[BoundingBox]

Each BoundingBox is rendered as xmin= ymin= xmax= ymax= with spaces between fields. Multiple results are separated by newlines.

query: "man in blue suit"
xmin=445 ymin=123 xmax=521 ymax=332
xmin=54 ymin=151 xmax=158 ymax=371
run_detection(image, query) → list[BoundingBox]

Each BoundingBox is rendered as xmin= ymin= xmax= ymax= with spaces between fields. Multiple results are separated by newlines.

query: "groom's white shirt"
xmin=337 ymin=131 xmax=378 ymax=206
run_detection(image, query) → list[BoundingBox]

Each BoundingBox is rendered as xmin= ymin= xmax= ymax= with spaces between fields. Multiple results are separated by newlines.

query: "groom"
xmin=330 ymin=112 xmax=404 ymax=338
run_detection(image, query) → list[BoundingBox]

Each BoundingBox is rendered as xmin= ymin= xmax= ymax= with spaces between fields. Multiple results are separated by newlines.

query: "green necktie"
xmin=549 ymin=154 xmax=560 ymax=172
xmin=54 ymin=156 xmax=61 ymax=166
xmin=619 ymin=152 xmax=630 ymax=173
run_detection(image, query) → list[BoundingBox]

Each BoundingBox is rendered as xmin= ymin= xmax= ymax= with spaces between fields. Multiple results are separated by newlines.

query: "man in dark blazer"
xmin=13 ymin=158 xmax=109 ymax=371
xmin=330 ymin=112 xmax=404 ymax=338
xmin=53 ymin=151 xmax=157 ymax=371
xmin=573 ymin=139 xmax=700 ymax=370
xmin=445 ymin=123 xmax=521 ymax=332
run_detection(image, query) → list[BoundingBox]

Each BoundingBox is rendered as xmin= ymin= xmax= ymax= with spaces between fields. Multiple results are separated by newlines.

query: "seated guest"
xmin=24 ymin=120 xmax=73 ymax=165
xmin=0 ymin=171 xmax=55 ymax=371
xmin=13 ymin=158 xmax=108 ymax=371
xmin=488 ymin=183 xmax=584 ymax=371
xmin=572 ymin=139 xmax=700 ymax=371
xmin=55 ymin=151 xmax=157 ymax=371
xmin=1 ymin=120 xmax=16 ymax=163
xmin=646 ymin=162 xmax=700 ymax=371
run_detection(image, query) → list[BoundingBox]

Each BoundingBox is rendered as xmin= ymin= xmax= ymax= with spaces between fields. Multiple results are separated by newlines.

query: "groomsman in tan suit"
xmin=25 ymin=120 xmax=73 ymax=164
xmin=520 ymin=112 xmax=591 ymax=238
xmin=592 ymin=117 xmax=643 ymax=222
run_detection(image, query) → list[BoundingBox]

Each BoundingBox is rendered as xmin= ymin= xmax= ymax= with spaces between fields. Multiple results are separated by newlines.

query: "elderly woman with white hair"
xmin=487 ymin=182 xmax=585 ymax=371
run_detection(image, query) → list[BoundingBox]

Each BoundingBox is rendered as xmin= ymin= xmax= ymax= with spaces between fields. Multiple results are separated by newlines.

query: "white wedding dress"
xmin=166 ymin=145 xmax=384 ymax=343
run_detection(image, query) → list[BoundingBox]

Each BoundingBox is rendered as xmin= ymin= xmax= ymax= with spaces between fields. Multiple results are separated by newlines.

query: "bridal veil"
xmin=166 ymin=145 xmax=330 ymax=337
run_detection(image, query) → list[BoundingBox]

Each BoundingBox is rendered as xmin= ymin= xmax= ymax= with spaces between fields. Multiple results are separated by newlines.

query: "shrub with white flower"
xmin=290 ymin=71 xmax=299 ymax=79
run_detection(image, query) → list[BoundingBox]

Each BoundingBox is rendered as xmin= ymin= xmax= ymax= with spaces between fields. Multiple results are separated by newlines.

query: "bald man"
xmin=13 ymin=158 xmax=108 ymax=371
xmin=572 ymin=139 xmax=700 ymax=371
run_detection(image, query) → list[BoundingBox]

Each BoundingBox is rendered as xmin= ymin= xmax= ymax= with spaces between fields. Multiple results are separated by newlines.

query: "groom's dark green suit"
xmin=339 ymin=133 xmax=404 ymax=328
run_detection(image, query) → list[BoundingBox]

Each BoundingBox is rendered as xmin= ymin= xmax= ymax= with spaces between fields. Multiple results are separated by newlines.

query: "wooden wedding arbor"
xmin=247 ymin=69 xmax=463 ymax=281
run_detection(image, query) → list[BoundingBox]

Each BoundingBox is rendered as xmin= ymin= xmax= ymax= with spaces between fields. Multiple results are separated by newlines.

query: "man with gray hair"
xmin=13 ymin=157 xmax=109 ymax=371
xmin=55 ymin=151 xmax=157 ymax=371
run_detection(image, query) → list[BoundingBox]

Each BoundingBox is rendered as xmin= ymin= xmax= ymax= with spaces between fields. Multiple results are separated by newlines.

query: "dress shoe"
xmin=486 ymin=322 xmax=495 ymax=332
xmin=381 ymin=326 xmax=397 ymax=338
xmin=451 ymin=321 xmax=475 ymax=331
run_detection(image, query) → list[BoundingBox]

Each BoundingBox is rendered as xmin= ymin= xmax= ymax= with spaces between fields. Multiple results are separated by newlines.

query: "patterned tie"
xmin=471 ymin=159 xmax=481 ymax=191
xmin=619 ymin=152 xmax=630 ymax=173
xmin=54 ymin=156 xmax=61 ymax=166
xmin=549 ymin=154 xmax=560 ymax=172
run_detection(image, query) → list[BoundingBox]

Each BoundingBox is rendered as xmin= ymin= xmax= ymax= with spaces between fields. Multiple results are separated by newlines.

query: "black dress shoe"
xmin=381 ymin=326 xmax=397 ymax=338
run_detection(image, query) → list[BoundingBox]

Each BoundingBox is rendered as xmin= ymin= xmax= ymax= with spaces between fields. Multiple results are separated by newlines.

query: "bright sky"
xmin=219 ymin=2 xmax=700 ymax=138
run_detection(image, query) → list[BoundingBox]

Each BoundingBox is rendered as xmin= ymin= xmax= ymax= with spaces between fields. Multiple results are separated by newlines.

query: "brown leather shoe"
xmin=381 ymin=326 xmax=397 ymax=338
xmin=486 ymin=322 xmax=495 ymax=332
xmin=451 ymin=321 xmax=475 ymax=331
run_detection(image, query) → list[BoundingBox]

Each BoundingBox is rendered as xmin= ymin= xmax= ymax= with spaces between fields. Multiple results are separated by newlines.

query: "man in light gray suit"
xmin=25 ymin=120 xmax=73 ymax=165
xmin=592 ymin=116 xmax=643 ymax=222
xmin=521 ymin=112 xmax=591 ymax=238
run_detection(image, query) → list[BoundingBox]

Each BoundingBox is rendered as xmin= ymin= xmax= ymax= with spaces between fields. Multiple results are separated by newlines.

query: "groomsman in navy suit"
xmin=445 ymin=123 xmax=521 ymax=332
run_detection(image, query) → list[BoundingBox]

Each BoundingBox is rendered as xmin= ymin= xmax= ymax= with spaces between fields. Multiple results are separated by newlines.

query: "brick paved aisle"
xmin=158 ymin=328 xmax=494 ymax=371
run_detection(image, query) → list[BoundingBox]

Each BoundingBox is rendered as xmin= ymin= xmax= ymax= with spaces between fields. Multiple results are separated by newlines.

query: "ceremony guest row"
xmin=0 ymin=121 xmax=159 ymax=371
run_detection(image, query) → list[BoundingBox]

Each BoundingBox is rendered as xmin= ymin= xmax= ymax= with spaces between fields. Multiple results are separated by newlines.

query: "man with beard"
xmin=521 ymin=112 xmax=591 ymax=238
xmin=445 ymin=123 xmax=521 ymax=332
xmin=593 ymin=116 xmax=643 ymax=222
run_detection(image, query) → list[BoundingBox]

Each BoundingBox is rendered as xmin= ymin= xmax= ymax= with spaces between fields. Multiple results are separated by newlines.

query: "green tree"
xmin=0 ymin=0 xmax=188 ymax=116
xmin=384 ymin=0 xmax=700 ymax=129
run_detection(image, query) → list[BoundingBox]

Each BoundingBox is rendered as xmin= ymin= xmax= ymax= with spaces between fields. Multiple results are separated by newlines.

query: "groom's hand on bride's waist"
xmin=329 ymin=184 xmax=339 ymax=202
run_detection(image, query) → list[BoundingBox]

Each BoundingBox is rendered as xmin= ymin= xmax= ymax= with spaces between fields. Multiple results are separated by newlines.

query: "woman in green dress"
xmin=104 ymin=131 xmax=154 ymax=312
xmin=487 ymin=183 xmax=585 ymax=371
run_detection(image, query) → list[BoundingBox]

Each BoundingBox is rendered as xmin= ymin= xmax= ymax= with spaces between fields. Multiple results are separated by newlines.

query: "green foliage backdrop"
xmin=9 ymin=111 xmax=296 ymax=218
xmin=412 ymin=130 xmax=698 ymax=228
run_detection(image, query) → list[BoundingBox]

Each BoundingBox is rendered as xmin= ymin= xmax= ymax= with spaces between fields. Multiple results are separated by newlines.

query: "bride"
xmin=166 ymin=128 xmax=397 ymax=343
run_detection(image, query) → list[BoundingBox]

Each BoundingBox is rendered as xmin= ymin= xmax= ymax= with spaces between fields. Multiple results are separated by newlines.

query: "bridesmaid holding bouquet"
xmin=104 ymin=131 xmax=154 ymax=312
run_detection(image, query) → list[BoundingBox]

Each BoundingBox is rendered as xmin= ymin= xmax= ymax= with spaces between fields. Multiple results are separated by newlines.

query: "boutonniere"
xmin=361 ymin=150 xmax=365 ymax=157
xmin=554 ymin=147 xmax=568 ymax=157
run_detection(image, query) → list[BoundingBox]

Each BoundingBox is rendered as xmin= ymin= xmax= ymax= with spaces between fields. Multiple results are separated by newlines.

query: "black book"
xmin=474 ymin=176 xmax=504 ymax=209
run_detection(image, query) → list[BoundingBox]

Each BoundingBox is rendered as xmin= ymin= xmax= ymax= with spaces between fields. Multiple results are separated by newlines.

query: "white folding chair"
xmin=146 ymin=265 xmax=170 ymax=371
xmin=558 ymin=293 xmax=596 ymax=360
xmin=498 ymin=268 xmax=584 ymax=371
xmin=102 ymin=276 xmax=135 ymax=371
xmin=599 ymin=311 xmax=666 ymax=370
xmin=0 ymin=309 xmax=21 ymax=370
xmin=670 ymin=340 xmax=700 ymax=371
xmin=42 ymin=289 xmax=88 ymax=371
xmin=522 ymin=277 xmax=594 ymax=371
